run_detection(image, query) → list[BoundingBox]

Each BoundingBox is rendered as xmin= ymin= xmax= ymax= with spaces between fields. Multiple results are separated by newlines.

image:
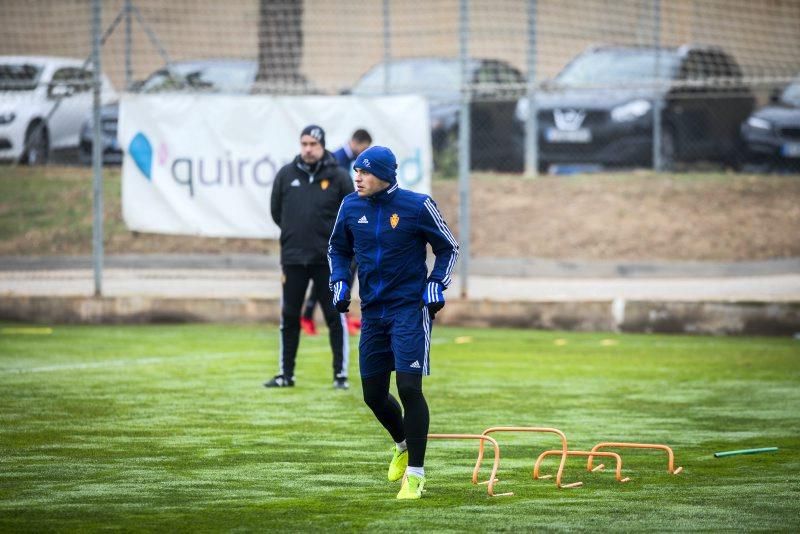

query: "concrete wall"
xmin=3 ymin=295 xmax=799 ymax=336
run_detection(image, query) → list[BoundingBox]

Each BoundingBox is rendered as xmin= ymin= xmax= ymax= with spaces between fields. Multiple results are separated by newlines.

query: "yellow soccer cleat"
xmin=388 ymin=446 xmax=408 ymax=482
xmin=396 ymin=474 xmax=425 ymax=500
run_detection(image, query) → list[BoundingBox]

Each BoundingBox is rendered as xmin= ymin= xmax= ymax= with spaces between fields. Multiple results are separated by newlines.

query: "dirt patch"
xmin=1 ymin=167 xmax=799 ymax=261
xmin=433 ymin=172 xmax=800 ymax=261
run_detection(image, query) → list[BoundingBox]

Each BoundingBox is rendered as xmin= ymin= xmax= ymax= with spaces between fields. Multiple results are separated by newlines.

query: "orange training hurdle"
xmin=587 ymin=442 xmax=683 ymax=475
xmin=534 ymin=450 xmax=631 ymax=485
xmin=427 ymin=433 xmax=514 ymax=497
xmin=473 ymin=426 xmax=581 ymax=489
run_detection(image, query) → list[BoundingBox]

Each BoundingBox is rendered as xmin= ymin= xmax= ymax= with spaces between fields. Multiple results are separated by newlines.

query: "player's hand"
xmin=422 ymin=281 xmax=445 ymax=319
xmin=332 ymin=280 xmax=351 ymax=313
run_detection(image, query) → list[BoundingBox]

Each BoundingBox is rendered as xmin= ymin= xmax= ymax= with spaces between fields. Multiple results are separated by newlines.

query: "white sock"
xmin=406 ymin=466 xmax=425 ymax=478
xmin=395 ymin=440 xmax=407 ymax=453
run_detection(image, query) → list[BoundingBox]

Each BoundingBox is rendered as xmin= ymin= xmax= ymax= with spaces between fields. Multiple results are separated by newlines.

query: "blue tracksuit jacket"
xmin=328 ymin=183 xmax=459 ymax=319
xmin=332 ymin=145 xmax=354 ymax=172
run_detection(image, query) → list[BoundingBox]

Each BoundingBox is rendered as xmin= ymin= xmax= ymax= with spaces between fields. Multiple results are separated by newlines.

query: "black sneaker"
xmin=333 ymin=377 xmax=349 ymax=390
xmin=264 ymin=375 xmax=294 ymax=388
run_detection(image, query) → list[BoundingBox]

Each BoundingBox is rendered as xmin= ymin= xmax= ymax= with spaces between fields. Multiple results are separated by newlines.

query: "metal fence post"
xmin=525 ymin=0 xmax=539 ymax=176
xmin=383 ymin=0 xmax=391 ymax=93
xmin=652 ymin=0 xmax=663 ymax=171
xmin=125 ymin=0 xmax=132 ymax=89
xmin=91 ymin=0 xmax=104 ymax=297
xmin=458 ymin=0 xmax=470 ymax=298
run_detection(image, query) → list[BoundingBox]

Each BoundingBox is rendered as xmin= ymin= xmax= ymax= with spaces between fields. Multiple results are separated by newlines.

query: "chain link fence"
xmin=2 ymin=0 xmax=800 ymax=296
xmin=1 ymin=0 xmax=799 ymax=173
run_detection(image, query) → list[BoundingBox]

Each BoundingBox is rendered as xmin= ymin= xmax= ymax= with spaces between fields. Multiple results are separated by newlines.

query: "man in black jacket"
xmin=264 ymin=125 xmax=354 ymax=390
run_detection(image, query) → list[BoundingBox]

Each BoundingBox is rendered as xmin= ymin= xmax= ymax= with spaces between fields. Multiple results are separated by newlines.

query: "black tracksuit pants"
xmin=280 ymin=264 xmax=348 ymax=380
xmin=303 ymin=260 xmax=357 ymax=320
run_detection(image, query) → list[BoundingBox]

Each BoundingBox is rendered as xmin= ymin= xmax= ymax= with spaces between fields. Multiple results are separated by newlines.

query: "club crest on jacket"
xmin=390 ymin=213 xmax=400 ymax=229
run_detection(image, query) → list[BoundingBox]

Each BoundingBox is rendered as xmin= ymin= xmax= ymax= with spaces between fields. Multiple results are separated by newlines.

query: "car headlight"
xmin=514 ymin=98 xmax=529 ymax=122
xmin=610 ymin=99 xmax=651 ymax=122
xmin=0 ymin=112 xmax=16 ymax=125
xmin=746 ymin=116 xmax=772 ymax=130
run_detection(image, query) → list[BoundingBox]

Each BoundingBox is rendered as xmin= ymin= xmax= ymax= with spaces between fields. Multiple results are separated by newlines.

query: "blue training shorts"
xmin=359 ymin=306 xmax=433 ymax=378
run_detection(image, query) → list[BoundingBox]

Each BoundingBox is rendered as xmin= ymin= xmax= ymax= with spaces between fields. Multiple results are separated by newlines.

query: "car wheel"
xmin=658 ymin=127 xmax=677 ymax=171
xmin=23 ymin=123 xmax=49 ymax=166
xmin=537 ymin=160 xmax=549 ymax=174
xmin=724 ymin=140 xmax=746 ymax=172
xmin=79 ymin=140 xmax=92 ymax=166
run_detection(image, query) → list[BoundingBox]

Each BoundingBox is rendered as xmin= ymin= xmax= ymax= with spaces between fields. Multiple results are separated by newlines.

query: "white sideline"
xmin=7 ymin=347 xmax=329 ymax=374
xmin=6 ymin=339 xmax=448 ymax=374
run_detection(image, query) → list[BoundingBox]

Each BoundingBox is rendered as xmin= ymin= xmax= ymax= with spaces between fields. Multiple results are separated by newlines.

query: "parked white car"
xmin=0 ymin=56 xmax=117 ymax=164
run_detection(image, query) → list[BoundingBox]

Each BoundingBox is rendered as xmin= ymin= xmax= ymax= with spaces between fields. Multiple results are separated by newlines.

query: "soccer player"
xmin=327 ymin=145 xmax=459 ymax=499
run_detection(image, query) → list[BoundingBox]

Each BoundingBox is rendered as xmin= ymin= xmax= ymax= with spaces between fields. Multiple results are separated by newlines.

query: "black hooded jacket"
xmin=271 ymin=151 xmax=354 ymax=265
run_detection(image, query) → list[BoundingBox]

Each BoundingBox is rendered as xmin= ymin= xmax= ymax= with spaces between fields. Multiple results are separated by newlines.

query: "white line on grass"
xmin=6 ymin=347 xmax=333 ymax=374
xmin=6 ymin=338 xmax=449 ymax=374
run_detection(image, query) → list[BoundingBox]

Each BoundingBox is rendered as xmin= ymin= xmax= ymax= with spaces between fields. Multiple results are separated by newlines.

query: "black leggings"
xmin=362 ymin=371 xmax=429 ymax=468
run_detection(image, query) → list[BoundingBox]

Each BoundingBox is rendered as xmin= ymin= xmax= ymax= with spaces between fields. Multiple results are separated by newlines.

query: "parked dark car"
xmin=80 ymin=59 xmax=259 ymax=164
xmin=350 ymin=57 xmax=525 ymax=173
xmin=80 ymin=59 xmax=318 ymax=164
xmin=517 ymin=45 xmax=755 ymax=172
xmin=740 ymin=77 xmax=800 ymax=171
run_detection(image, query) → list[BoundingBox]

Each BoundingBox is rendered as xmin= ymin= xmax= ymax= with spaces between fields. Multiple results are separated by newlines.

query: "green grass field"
xmin=1 ymin=323 xmax=799 ymax=532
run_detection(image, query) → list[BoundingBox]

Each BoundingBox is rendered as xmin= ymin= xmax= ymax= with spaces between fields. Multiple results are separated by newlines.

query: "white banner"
xmin=119 ymin=94 xmax=431 ymax=238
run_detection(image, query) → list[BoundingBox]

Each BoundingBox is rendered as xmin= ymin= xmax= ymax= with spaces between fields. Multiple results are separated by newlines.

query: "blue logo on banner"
xmin=129 ymin=133 xmax=153 ymax=180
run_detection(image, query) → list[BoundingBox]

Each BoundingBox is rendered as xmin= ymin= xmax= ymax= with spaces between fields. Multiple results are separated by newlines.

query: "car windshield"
xmin=140 ymin=61 xmax=257 ymax=93
xmin=555 ymin=49 xmax=680 ymax=87
xmin=0 ymin=63 xmax=42 ymax=91
xmin=352 ymin=60 xmax=464 ymax=97
xmin=781 ymin=80 xmax=800 ymax=107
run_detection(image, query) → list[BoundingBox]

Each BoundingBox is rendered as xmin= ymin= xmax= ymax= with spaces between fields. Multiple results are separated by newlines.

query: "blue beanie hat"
xmin=300 ymin=124 xmax=325 ymax=148
xmin=353 ymin=146 xmax=397 ymax=184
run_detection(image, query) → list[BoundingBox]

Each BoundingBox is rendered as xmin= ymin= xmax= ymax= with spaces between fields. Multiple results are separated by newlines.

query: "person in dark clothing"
xmin=333 ymin=128 xmax=373 ymax=172
xmin=264 ymin=125 xmax=354 ymax=390
xmin=328 ymin=145 xmax=459 ymax=499
xmin=301 ymin=129 xmax=372 ymax=337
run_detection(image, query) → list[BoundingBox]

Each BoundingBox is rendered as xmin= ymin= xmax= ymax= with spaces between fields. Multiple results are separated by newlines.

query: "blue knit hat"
xmin=353 ymin=146 xmax=397 ymax=184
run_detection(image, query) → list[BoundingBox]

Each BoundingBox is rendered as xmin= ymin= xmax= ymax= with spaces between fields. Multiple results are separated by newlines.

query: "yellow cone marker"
xmin=2 ymin=327 xmax=53 ymax=335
